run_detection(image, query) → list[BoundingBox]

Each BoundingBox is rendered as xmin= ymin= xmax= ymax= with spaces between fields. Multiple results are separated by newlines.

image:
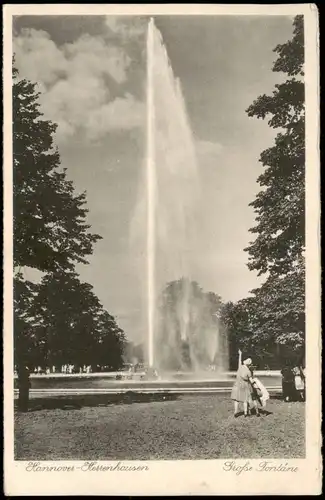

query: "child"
xmin=248 ymin=366 xmax=269 ymax=415
xmin=251 ymin=376 xmax=270 ymax=407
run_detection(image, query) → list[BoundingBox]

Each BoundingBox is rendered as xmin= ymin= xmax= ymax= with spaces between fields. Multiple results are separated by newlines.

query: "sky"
xmin=13 ymin=15 xmax=294 ymax=344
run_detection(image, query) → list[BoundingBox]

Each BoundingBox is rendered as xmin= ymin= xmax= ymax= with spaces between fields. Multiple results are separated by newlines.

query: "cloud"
xmin=86 ymin=94 xmax=144 ymax=141
xmin=14 ymin=29 xmax=67 ymax=86
xmin=13 ymin=25 xmax=144 ymax=143
xmin=64 ymin=34 xmax=130 ymax=84
xmin=104 ymin=16 xmax=147 ymax=41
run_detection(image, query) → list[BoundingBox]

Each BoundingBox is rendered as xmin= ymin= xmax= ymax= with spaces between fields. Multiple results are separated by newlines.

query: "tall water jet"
xmin=144 ymin=18 xmax=228 ymax=374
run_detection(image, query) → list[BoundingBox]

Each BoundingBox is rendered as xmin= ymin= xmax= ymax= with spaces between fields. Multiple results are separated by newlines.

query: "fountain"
xmin=145 ymin=19 xmax=228 ymax=377
xmin=14 ymin=19 xmax=284 ymax=400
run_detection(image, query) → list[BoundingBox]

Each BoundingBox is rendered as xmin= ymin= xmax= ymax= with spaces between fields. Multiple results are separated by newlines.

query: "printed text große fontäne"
xmin=223 ymin=461 xmax=298 ymax=475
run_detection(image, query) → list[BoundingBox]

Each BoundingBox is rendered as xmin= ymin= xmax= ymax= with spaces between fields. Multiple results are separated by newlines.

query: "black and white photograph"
xmin=3 ymin=4 xmax=320 ymax=496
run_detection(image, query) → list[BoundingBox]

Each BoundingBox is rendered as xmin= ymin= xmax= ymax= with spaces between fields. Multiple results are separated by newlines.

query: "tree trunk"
xmin=17 ymin=366 xmax=30 ymax=412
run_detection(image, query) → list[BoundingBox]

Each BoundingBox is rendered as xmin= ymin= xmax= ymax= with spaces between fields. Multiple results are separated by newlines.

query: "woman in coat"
xmin=231 ymin=349 xmax=257 ymax=417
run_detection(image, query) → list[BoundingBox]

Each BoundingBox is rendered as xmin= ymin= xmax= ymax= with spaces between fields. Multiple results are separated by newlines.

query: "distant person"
xmin=281 ymin=363 xmax=296 ymax=402
xmin=301 ymin=365 xmax=306 ymax=400
xmin=231 ymin=349 xmax=260 ymax=417
xmin=293 ymin=366 xmax=305 ymax=401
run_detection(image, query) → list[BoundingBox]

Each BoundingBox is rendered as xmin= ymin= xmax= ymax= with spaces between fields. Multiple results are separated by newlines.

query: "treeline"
xmin=152 ymin=272 xmax=304 ymax=371
xmin=13 ymin=61 xmax=126 ymax=406
xmin=15 ymin=271 xmax=126 ymax=373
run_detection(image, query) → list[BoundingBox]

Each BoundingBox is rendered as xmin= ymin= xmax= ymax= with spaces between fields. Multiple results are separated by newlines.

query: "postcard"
xmin=3 ymin=3 xmax=321 ymax=496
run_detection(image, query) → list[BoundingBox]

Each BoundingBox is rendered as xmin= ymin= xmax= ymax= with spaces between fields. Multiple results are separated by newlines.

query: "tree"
xmin=13 ymin=64 xmax=102 ymax=273
xmin=242 ymin=16 xmax=305 ymax=361
xmin=93 ymin=310 xmax=126 ymax=371
xmin=14 ymin=273 xmax=39 ymax=411
xmin=221 ymin=286 xmax=304 ymax=371
xmin=21 ymin=271 xmax=126 ymax=373
xmin=13 ymin=63 xmax=102 ymax=409
xmin=29 ymin=272 xmax=99 ymax=370
xmin=248 ymin=269 xmax=305 ymax=367
xmin=220 ymin=300 xmax=254 ymax=370
xmin=245 ymin=15 xmax=304 ymax=276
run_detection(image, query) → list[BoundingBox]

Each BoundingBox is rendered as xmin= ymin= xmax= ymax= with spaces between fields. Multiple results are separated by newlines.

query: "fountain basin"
xmin=14 ymin=371 xmax=282 ymax=393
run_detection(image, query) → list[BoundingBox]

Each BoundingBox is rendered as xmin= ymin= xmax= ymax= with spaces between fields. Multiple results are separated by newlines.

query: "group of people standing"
xmin=231 ymin=349 xmax=305 ymax=417
xmin=281 ymin=363 xmax=305 ymax=402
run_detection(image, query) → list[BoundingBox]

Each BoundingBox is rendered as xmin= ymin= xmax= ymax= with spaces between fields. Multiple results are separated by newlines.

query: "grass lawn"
xmin=14 ymin=393 xmax=305 ymax=460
